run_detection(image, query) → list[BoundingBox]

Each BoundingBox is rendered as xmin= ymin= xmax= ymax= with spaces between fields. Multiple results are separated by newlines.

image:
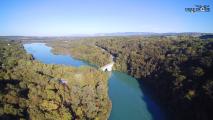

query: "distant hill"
xmin=94 ymin=32 xmax=157 ymax=36
xmin=199 ymin=35 xmax=213 ymax=39
xmin=95 ymin=32 xmax=213 ymax=37
xmin=0 ymin=32 xmax=213 ymax=40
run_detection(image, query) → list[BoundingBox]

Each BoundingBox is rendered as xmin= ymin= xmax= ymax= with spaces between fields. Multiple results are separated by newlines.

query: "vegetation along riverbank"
xmin=95 ymin=36 xmax=213 ymax=120
xmin=0 ymin=40 xmax=111 ymax=120
xmin=48 ymin=35 xmax=213 ymax=120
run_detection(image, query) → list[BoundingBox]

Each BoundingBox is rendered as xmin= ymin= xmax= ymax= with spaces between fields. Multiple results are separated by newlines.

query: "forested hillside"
xmin=48 ymin=39 xmax=112 ymax=67
xmin=0 ymin=40 xmax=111 ymax=120
xmin=96 ymin=36 xmax=213 ymax=120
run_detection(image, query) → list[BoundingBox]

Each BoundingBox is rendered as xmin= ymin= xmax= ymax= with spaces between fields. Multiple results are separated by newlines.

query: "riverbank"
xmin=0 ymin=40 xmax=112 ymax=120
xmin=47 ymin=40 xmax=112 ymax=67
xmin=96 ymin=36 xmax=213 ymax=120
xmin=45 ymin=39 xmax=166 ymax=120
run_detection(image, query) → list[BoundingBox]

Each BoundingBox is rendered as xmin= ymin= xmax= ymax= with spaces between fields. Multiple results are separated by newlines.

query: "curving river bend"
xmin=24 ymin=43 xmax=165 ymax=120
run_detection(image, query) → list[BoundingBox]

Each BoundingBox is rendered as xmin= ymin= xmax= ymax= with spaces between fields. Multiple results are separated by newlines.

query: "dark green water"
xmin=24 ymin=43 xmax=165 ymax=120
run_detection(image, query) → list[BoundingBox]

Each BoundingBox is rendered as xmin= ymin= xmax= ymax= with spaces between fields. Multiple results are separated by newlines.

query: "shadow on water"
xmin=137 ymin=79 xmax=168 ymax=120
xmin=108 ymin=71 xmax=167 ymax=120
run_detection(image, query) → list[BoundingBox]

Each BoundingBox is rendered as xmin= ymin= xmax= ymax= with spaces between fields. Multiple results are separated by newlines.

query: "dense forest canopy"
xmin=95 ymin=36 xmax=213 ymax=120
xmin=0 ymin=40 xmax=111 ymax=120
xmin=1 ymin=35 xmax=213 ymax=120
xmin=47 ymin=35 xmax=213 ymax=120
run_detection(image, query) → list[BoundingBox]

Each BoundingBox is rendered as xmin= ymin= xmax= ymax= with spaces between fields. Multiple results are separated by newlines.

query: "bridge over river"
xmin=100 ymin=62 xmax=114 ymax=71
xmin=24 ymin=43 xmax=166 ymax=120
xmin=96 ymin=45 xmax=115 ymax=72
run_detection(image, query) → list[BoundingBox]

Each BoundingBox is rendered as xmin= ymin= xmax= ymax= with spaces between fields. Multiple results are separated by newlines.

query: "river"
xmin=24 ymin=43 xmax=165 ymax=120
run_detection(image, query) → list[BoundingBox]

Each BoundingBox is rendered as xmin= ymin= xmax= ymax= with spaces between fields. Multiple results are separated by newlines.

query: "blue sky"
xmin=0 ymin=0 xmax=212 ymax=36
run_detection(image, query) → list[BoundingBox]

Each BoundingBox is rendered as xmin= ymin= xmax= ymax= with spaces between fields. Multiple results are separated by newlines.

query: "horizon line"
xmin=0 ymin=32 xmax=212 ymax=37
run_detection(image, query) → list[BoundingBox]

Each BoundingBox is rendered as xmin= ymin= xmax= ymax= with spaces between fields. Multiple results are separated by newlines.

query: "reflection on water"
xmin=24 ymin=43 xmax=87 ymax=67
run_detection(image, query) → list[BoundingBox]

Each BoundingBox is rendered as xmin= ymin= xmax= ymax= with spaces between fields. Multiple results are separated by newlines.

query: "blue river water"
xmin=24 ymin=43 xmax=165 ymax=120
